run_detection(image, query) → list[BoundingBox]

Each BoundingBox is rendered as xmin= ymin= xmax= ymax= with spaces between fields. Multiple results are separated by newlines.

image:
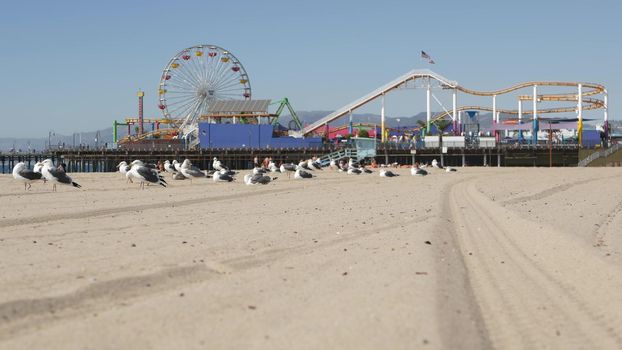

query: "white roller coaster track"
xmin=298 ymin=68 xmax=606 ymax=137
xmin=299 ymin=69 xmax=457 ymax=136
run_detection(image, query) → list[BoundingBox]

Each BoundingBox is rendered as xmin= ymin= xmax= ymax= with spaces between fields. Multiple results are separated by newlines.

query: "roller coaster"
xmin=298 ymin=69 xmax=608 ymax=145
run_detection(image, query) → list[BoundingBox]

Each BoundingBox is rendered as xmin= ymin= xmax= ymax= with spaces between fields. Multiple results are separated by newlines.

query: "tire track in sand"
xmin=0 ymin=187 xmax=295 ymax=228
xmin=448 ymin=178 xmax=622 ymax=349
xmin=593 ymin=198 xmax=622 ymax=247
xmin=0 ymin=213 xmax=434 ymax=341
xmin=501 ymin=175 xmax=614 ymax=206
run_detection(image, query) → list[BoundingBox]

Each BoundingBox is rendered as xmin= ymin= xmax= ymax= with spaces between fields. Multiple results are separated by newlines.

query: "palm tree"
xmin=433 ymin=119 xmax=452 ymax=134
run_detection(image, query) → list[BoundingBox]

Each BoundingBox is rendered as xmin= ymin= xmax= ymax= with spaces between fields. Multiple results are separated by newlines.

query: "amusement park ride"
xmin=115 ymin=44 xmax=304 ymax=147
xmin=298 ymin=69 xmax=609 ymax=146
xmin=115 ymin=44 xmax=609 ymax=149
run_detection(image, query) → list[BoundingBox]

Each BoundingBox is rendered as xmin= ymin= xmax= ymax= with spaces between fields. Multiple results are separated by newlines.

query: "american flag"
xmin=421 ymin=51 xmax=435 ymax=64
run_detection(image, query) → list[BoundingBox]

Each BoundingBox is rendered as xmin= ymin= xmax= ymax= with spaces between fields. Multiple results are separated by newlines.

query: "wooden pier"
xmin=0 ymin=144 xmax=581 ymax=174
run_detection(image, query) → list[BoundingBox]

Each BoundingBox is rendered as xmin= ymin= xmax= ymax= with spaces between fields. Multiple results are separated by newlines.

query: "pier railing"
xmin=578 ymin=143 xmax=622 ymax=167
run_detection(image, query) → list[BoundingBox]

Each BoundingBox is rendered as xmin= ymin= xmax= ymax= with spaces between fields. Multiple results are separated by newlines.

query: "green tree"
xmin=434 ymin=119 xmax=452 ymax=134
xmin=358 ymin=129 xmax=369 ymax=138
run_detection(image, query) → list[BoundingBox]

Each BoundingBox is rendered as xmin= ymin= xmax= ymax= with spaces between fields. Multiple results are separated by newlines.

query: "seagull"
xmin=128 ymin=160 xmax=167 ymax=189
xmin=213 ymin=157 xmax=228 ymax=171
xmin=299 ymin=160 xmax=311 ymax=170
xmin=432 ymin=159 xmax=444 ymax=169
xmin=347 ymin=167 xmax=362 ymax=175
xmin=411 ymin=165 xmax=428 ymax=176
xmin=308 ymin=159 xmax=322 ymax=170
xmin=362 ymin=167 xmax=373 ymax=174
xmin=180 ymin=159 xmax=207 ymax=180
xmin=117 ymin=161 xmax=130 ymax=175
xmin=268 ymin=161 xmax=279 ymax=173
xmin=380 ymin=169 xmax=399 ymax=177
xmin=33 ymin=161 xmax=44 ymax=174
xmin=32 ymin=161 xmax=47 ymax=183
xmin=116 ymin=161 xmax=133 ymax=183
xmin=280 ymin=163 xmax=296 ymax=173
xmin=329 ymin=159 xmax=337 ymax=170
xmin=446 ymin=166 xmax=457 ymax=172
xmin=172 ymin=160 xmax=182 ymax=173
xmin=12 ymin=162 xmax=43 ymax=190
xmin=279 ymin=163 xmax=296 ymax=178
xmin=219 ymin=168 xmax=237 ymax=177
xmin=294 ymin=167 xmax=314 ymax=179
xmin=41 ymin=159 xmax=81 ymax=192
xmin=213 ymin=171 xmax=234 ymax=182
xmin=164 ymin=160 xmax=177 ymax=174
xmin=244 ymin=173 xmax=277 ymax=185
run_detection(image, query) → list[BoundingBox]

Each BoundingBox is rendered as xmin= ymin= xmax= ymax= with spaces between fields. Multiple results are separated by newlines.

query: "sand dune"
xmin=1 ymin=167 xmax=621 ymax=349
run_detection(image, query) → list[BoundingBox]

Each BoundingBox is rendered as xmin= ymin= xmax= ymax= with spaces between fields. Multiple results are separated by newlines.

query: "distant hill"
xmin=279 ymin=111 xmax=496 ymax=129
xmin=0 ymin=127 xmax=121 ymax=153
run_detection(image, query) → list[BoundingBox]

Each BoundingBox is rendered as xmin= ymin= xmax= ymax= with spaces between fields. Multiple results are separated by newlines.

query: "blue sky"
xmin=1 ymin=0 xmax=620 ymax=137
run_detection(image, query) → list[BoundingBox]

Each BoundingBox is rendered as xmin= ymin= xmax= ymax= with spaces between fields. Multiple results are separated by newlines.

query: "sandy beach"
xmin=1 ymin=167 xmax=621 ymax=349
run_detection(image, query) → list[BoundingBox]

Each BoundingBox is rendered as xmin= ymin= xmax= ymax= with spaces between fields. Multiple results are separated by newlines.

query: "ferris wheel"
xmin=158 ymin=44 xmax=251 ymax=133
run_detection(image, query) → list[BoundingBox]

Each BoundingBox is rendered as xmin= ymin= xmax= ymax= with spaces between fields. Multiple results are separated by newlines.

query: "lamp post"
xmin=48 ymin=131 xmax=55 ymax=151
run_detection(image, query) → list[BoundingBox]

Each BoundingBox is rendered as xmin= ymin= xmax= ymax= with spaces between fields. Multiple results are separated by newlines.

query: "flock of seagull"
xmin=11 ymin=159 xmax=81 ymax=192
xmin=11 ymin=156 xmax=456 ymax=191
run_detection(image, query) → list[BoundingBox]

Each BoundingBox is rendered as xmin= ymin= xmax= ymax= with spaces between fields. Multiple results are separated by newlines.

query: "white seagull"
xmin=411 ymin=165 xmax=428 ymax=176
xmin=279 ymin=163 xmax=296 ymax=178
xmin=244 ymin=173 xmax=277 ymax=185
xmin=128 ymin=160 xmax=167 ymax=189
xmin=294 ymin=167 xmax=314 ymax=179
xmin=212 ymin=157 xmax=228 ymax=171
xmin=180 ymin=159 xmax=207 ymax=180
xmin=41 ymin=159 xmax=81 ymax=192
xmin=268 ymin=161 xmax=279 ymax=173
xmin=380 ymin=169 xmax=399 ymax=177
xmin=252 ymin=166 xmax=268 ymax=175
xmin=117 ymin=161 xmax=133 ymax=183
xmin=172 ymin=160 xmax=182 ymax=173
xmin=308 ymin=159 xmax=322 ymax=170
xmin=347 ymin=167 xmax=362 ymax=175
xmin=12 ymin=162 xmax=43 ymax=190
xmin=213 ymin=171 xmax=235 ymax=182
xmin=164 ymin=160 xmax=177 ymax=174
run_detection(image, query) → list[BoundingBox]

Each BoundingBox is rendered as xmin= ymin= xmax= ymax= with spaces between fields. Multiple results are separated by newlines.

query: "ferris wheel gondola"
xmin=158 ymin=45 xmax=251 ymax=135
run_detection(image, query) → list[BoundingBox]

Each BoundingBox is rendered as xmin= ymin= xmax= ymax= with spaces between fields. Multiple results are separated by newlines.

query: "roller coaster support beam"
xmin=381 ymin=93 xmax=386 ymax=142
xmin=604 ymin=91 xmax=609 ymax=141
xmin=452 ymin=90 xmax=457 ymax=135
xmin=113 ymin=120 xmax=132 ymax=144
xmin=426 ymin=84 xmax=431 ymax=134
xmin=518 ymin=100 xmax=523 ymax=140
xmin=458 ymin=111 xmax=463 ymax=134
xmin=113 ymin=120 xmax=118 ymax=144
xmin=578 ymin=84 xmax=583 ymax=146
xmin=349 ymin=110 xmax=353 ymax=134
xmin=493 ymin=95 xmax=498 ymax=142
xmin=532 ymin=85 xmax=539 ymax=145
